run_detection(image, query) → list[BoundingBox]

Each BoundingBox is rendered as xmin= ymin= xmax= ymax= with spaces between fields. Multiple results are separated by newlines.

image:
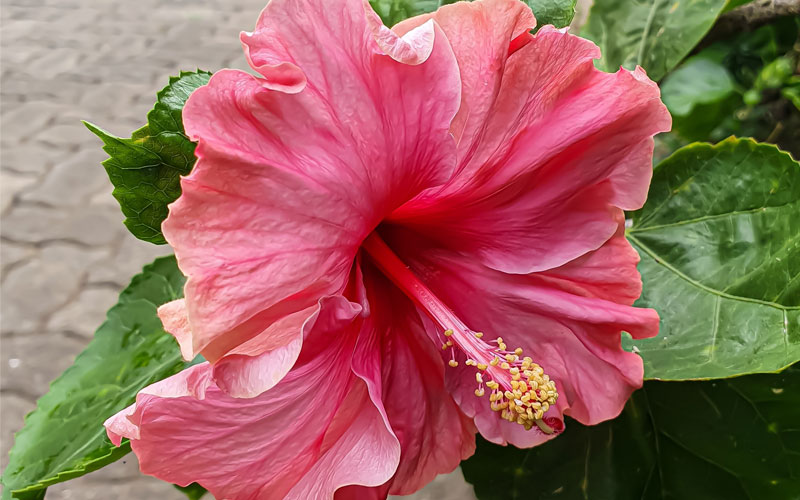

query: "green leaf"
xmin=627 ymin=138 xmax=800 ymax=380
xmin=368 ymin=0 xmax=451 ymax=26
xmin=661 ymin=57 xmax=736 ymax=116
xmin=582 ymin=0 xmax=728 ymax=81
xmin=722 ymin=0 xmax=753 ymax=13
xmin=86 ymin=70 xmax=211 ymax=245
xmin=1 ymin=256 xmax=189 ymax=499
xmin=525 ymin=0 xmax=576 ymax=28
xmin=783 ymin=78 xmax=800 ymax=110
xmin=175 ymin=483 xmax=209 ymax=500
xmin=462 ymin=364 xmax=800 ymax=499
xmin=369 ymin=0 xmax=574 ymax=30
xmin=670 ymin=93 xmax=742 ymax=142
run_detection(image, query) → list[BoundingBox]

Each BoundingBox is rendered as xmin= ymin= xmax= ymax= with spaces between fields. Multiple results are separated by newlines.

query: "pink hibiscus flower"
xmin=105 ymin=0 xmax=670 ymax=497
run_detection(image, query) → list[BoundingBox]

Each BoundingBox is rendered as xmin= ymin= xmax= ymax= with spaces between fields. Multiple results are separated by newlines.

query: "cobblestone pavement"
xmin=0 ymin=0 xmax=481 ymax=498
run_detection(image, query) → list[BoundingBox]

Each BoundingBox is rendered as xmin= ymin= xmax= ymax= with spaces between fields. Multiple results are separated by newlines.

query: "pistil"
xmin=362 ymin=232 xmax=559 ymax=433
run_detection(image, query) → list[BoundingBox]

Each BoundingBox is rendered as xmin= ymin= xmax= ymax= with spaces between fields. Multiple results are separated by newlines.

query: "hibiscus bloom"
xmin=105 ymin=0 xmax=670 ymax=497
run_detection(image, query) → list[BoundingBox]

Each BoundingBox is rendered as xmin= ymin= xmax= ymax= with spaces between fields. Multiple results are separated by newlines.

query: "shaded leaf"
xmin=661 ymin=57 xmax=736 ymax=115
xmin=582 ymin=0 xmax=728 ymax=81
xmin=369 ymin=0 xmax=575 ymax=29
xmin=369 ymin=0 xmax=453 ymax=26
xmin=1 ymin=256 xmax=189 ymax=499
xmin=627 ymin=138 xmax=800 ymax=380
xmin=525 ymin=0 xmax=576 ymax=28
xmin=86 ymin=70 xmax=211 ymax=245
xmin=462 ymin=365 xmax=800 ymax=499
xmin=175 ymin=483 xmax=209 ymax=500
xmin=722 ymin=0 xmax=753 ymax=12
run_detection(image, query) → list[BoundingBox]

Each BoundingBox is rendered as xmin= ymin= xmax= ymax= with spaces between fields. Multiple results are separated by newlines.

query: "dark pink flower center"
xmin=362 ymin=231 xmax=559 ymax=433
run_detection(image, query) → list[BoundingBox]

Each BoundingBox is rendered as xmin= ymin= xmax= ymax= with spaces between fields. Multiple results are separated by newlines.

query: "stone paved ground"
xmin=1 ymin=0 xmax=592 ymax=497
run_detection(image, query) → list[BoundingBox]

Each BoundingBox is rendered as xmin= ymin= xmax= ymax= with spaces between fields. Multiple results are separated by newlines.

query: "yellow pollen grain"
xmin=482 ymin=349 xmax=559 ymax=434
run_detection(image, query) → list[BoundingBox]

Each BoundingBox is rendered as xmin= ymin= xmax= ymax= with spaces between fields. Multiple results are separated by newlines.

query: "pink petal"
xmin=536 ymin=216 xmax=647 ymax=306
xmin=158 ymin=298 xmax=319 ymax=398
xmin=210 ymin=305 xmax=313 ymax=398
xmin=386 ymin=227 xmax=655 ymax=448
xmin=105 ymin=295 xmax=401 ymax=499
xmin=157 ymin=299 xmax=193 ymax=361
xmin=345 ymin=267 xmax=476 ymax=497
xmin=392 ymin=0 xmax=670 ymax=273
xmin=394 ymin=0 xmax=536 ymax=148
xmin=166 ymin=0 xmax=461 ymax=361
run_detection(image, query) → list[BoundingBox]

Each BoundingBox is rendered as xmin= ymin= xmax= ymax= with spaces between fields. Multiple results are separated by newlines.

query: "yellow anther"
xmin=474 ymin=387 xmax=485 ymax=397
xmin=514 ymin=347 xmax=523 ymax=356
xmin=498 ymin=342 xmax=507 ymax=351
xmin=496 ymin=337 xmax=503 ymax=344
xmin=446 ymin=340 xmax=453 ymax=347
xmin=482 ymin=353 xmax=559 ymax=434
xmin=441 ymin=343 xmax=449 ymax=350
xmin=477 ymin=363 xmax=488 ymax=371
xmin=448 ymin=360 xmax=458 ymax=368
xmin=465 ymin=359 xmax=476 ymax=366
xmin=444 ymin=329 xmax=454 ymax=337
xmin=475 ymin=372 xmax=484 ymax=384
xmin=475 ymin=332 xmax=484 ymax=338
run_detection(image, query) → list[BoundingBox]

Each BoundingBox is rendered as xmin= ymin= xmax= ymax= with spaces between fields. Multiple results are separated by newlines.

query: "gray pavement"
xmin=0 ymin=0 xmax=481 ymax=497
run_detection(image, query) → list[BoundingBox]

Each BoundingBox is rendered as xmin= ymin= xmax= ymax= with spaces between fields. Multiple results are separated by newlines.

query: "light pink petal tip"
xmin=106 ymin=296 xmax=401 ymax=500
xmin=158 ymin=298 xmax=325 ymax=398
